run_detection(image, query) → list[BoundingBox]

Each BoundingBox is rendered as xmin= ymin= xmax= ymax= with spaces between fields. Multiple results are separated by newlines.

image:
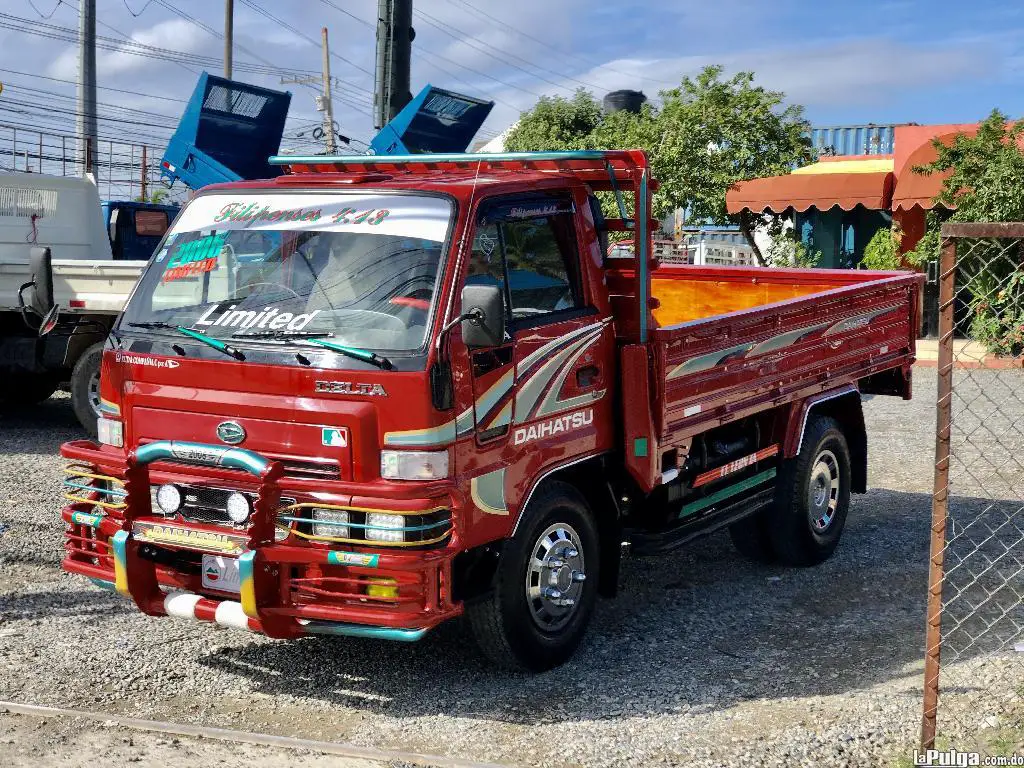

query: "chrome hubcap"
xmin=525 ymin=522 xmax=586 ymax=632
xmin=87 ymin=371 xmax=101 ymax=418
xmin=808 ymin=449 xmax=840 ymax=532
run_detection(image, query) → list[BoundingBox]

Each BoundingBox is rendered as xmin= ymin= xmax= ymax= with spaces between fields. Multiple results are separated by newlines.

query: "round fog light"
xmin=155 ymin=484 xmax=181 ymax=514
xmin=226 ymin=492 xmax=251 ymax=524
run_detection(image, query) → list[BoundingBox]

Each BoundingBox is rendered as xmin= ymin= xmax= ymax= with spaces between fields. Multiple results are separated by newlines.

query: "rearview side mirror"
xmin=460 ymin=284 xmax=505 ymax=348
xmin=20 ymin=246 xmax=55 ymax=317
xmin=107 ymin=207 xmax=119 ymax=244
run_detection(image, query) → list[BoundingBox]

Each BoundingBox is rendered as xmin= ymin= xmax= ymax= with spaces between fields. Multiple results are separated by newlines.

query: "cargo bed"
xmin=621 ymin=265 xmax=924 ymax=491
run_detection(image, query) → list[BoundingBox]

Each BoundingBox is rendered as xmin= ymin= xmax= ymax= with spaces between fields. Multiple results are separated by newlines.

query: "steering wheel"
xmin=228 ymin=281 xmax=303 ymax=301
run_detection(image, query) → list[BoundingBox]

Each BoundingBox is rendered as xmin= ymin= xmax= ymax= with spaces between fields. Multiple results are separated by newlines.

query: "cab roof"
xmin=201 ymin=150 xmax=650 ymax=201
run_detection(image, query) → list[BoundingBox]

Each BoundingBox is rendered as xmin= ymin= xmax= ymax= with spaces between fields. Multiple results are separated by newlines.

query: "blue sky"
xmin=0 ymin=0 xmax=1020 ymax=157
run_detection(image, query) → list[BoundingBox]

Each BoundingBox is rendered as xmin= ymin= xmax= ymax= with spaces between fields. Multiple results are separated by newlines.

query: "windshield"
xmin=120 ymin=192 xmax=453 ymax=353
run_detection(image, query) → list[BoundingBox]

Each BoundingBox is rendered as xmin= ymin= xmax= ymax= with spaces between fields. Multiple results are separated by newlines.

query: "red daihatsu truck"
xmin=58 ymin=151 xmax=922 ymax=670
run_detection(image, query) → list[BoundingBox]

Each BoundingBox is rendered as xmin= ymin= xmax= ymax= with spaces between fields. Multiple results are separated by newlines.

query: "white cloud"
xmin=49 ymin=18 xmax=213 ymax=80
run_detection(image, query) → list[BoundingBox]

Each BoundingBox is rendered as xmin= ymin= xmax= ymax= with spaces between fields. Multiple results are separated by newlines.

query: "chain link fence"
xmin=922 ymin=223 xmax=1024 ymax=754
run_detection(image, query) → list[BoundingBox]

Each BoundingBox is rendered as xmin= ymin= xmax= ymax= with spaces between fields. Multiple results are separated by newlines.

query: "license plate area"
xmin=201 ymin=555 xmax=241 ymax=594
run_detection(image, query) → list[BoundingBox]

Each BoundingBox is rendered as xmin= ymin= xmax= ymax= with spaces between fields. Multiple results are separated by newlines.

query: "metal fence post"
xmin=921 ymin=234 xmax=957 ymax=749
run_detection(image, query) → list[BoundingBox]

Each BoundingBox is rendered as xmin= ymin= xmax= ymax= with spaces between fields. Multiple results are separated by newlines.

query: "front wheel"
xmin=71 ymin=343 xmax=104 ymax=437
xmin=466 ymin=481 xmax=599 ymax=672
xmin=767 ymin=416 xmax=852 ymax=566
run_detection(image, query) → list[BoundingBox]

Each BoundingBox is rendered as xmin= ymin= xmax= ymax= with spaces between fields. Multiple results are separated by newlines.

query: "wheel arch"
xmin=515 ymin=453 xmax=622 ymax=598
xmin=787 ymin=387 xmax=867 ymax=494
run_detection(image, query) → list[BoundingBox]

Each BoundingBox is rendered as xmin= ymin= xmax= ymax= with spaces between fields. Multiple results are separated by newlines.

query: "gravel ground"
xmin=1 ymin=368 xmax=1023 ymax=767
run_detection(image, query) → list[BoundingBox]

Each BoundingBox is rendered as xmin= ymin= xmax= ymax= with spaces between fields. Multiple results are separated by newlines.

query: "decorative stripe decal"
xmin=679 ymin=468 xmax=777 ymax=519
xmin=484 ymin=400 xmax=512 ymax=431
xmin=98 ymin=398 xmax=121 ymax=417
xmin=668 ymin=342 xmax=756 ymax=379
xmin=823 ymin=304 xmax=902 ymax=335
xmin=238 ymin=550 xmax=258 ymax=618
xmin=534 ymin=331 xmax=605 ymax=418
xmin=692 ymin=445 xmax=779 ymax=488
xmin=514 ymin=329 xmax=603 ymax=423
xmin=517 ymin=320 xmax=606 ymax=373
xmin=383 ymin=319 xmax=610 ymax=447
xmin=668 ymin=305 xmax=906 ymax=381
xmin=111 ymin=530 xmax=130 ymax=596
xmin=471 ymin=468 xmax=508 ymax=515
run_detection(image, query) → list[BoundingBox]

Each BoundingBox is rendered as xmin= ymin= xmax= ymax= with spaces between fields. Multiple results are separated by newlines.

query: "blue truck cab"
xmin=101 ymin=200 xmax=180 ymax=262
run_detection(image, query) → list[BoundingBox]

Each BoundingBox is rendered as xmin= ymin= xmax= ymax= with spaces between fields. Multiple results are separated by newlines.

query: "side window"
xmin=467 ymin=223 xmax=504 ymax=289
xmin=502 ymin=214 xmax=580 ymax=317
xmin=472 ymin=195 xmax=582 ymax=324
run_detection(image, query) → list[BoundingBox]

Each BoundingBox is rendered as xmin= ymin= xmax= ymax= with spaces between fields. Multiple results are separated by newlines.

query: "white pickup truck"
xmin=0 ymin=172 xmax=157 ymax=433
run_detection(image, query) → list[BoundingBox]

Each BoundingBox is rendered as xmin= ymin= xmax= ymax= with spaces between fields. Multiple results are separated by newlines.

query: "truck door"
xmin=464 ymin=192 xmax=611 ymax=526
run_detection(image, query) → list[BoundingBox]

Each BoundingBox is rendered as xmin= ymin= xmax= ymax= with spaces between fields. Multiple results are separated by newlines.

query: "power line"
xmin=413 ymin=7 xmax=593 ymax=94
xmin=445 ymin=0 xmax=677 ymax=87
xmin=0 ymin=12 xmax=321 ymax=78
xmin=237 ymin=0 xmax=375 ymax=80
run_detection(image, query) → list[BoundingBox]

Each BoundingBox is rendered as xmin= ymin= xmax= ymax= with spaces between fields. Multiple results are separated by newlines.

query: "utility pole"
xmin=224 ymin=0 xmax=233 ymax=79
xmin=76 ymin=0 xmax=98 ymax=179
xmin=374 ymin=0 xmax=414 ymax=129
xmin=320 ymin=27 xmax=337 ymax=154
xmin=280 ymin=27 xmax=347 ymax=154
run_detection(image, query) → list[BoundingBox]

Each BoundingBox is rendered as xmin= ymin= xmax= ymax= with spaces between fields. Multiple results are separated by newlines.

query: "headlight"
xmin=225 ymin=492 xmax=251 ymax=524
xmin=365 ymin=512 xmax=405 ymax=542
xmin=97 ymin=418 xmax=123 ymax=448
xmin=380 ymin=450 xmax=449 ymax=481
xmin=155 ymin=484 xmax=181 ymax=514
xmin=312 ymin=507 xmax=350 ymax=538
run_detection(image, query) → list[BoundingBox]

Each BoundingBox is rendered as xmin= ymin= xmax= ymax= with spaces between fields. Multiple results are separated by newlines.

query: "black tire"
xmin=728 ymin=511 xmax=775 ymax=562
xmin=71 ymin=343 xmax=104 ymax=437
xmin=466 ymin=481 xmax=600 ymax=672
xmin=0 ymin=373 xmax=61 ymax=407
xmin=767 ymin=416 xmax=852 ymax=567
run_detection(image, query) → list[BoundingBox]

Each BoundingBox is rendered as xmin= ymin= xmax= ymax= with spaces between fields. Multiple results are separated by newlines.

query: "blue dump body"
xmin=161 ymin=72 xmax=291 ymax=190
xmin=370 ymin=85 xmax=494 ymax=156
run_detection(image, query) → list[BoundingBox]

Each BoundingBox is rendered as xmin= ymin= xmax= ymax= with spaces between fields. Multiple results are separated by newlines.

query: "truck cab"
xmin=102 ymin=201 xmax=179 ymax=263
xmin=59 ymin=151 xmax=922 ymax=671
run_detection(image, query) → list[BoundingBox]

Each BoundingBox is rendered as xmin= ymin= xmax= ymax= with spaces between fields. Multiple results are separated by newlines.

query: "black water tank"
xmin=603 ymin=90 xmax=647 ymax=114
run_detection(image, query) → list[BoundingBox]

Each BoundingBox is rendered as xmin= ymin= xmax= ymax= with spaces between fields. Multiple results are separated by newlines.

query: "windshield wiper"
xmin=127 ymin=322 xmax=245 ymax=361
xmin=231 ymin=330 xmax=392 ymax=370
xmin=230 ymin=330 xmax=331 ymax=339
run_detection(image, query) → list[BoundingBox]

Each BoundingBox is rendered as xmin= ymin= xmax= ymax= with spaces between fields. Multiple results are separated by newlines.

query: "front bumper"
xmin=60 ymin=439 xmax=462 ymax=640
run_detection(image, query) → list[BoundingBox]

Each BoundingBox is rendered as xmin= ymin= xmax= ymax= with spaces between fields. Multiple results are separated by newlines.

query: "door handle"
xmin=576 ymin=365 xmax=600 ymax=388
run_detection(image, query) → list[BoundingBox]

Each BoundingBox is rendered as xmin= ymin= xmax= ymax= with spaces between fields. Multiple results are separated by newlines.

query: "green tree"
xmin=655 ymin=66 xmax=812 ymax=262
xmin=504 ymin=89 xmax=603 ymax=152
xmin=135 ymin=188 xmax=170 ymax=205
xmin=503 ymin=66 xmax=812 ymax=264
xmin=913 ymin=110 xmax=1024 ymax=355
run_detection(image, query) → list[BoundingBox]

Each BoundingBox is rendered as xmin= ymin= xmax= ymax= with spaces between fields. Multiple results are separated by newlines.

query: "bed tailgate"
xmin=622 ymin=272 xmax=923 ymax=492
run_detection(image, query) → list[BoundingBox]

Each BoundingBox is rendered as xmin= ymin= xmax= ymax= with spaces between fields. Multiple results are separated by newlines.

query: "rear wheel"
xmin=767 ymin=416 xmax=852 ymax=566
xmin=71 ymin=343 xmax=103 ymax=437
xmin=466 ymin=481 xmax=599 ymax=672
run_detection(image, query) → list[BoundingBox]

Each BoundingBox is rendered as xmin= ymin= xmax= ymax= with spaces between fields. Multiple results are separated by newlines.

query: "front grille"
xmin=272 ymin=456 xmax=342 ymax=481
xmin=160 ymin=485 xmax=294 ymax=528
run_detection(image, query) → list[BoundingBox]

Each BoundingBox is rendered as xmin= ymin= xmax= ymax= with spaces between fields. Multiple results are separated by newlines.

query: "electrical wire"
xmin=237 ymin=0 xmax=375 ymax=80
xmin=445 ymin=0 xmax=677 ymax=87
